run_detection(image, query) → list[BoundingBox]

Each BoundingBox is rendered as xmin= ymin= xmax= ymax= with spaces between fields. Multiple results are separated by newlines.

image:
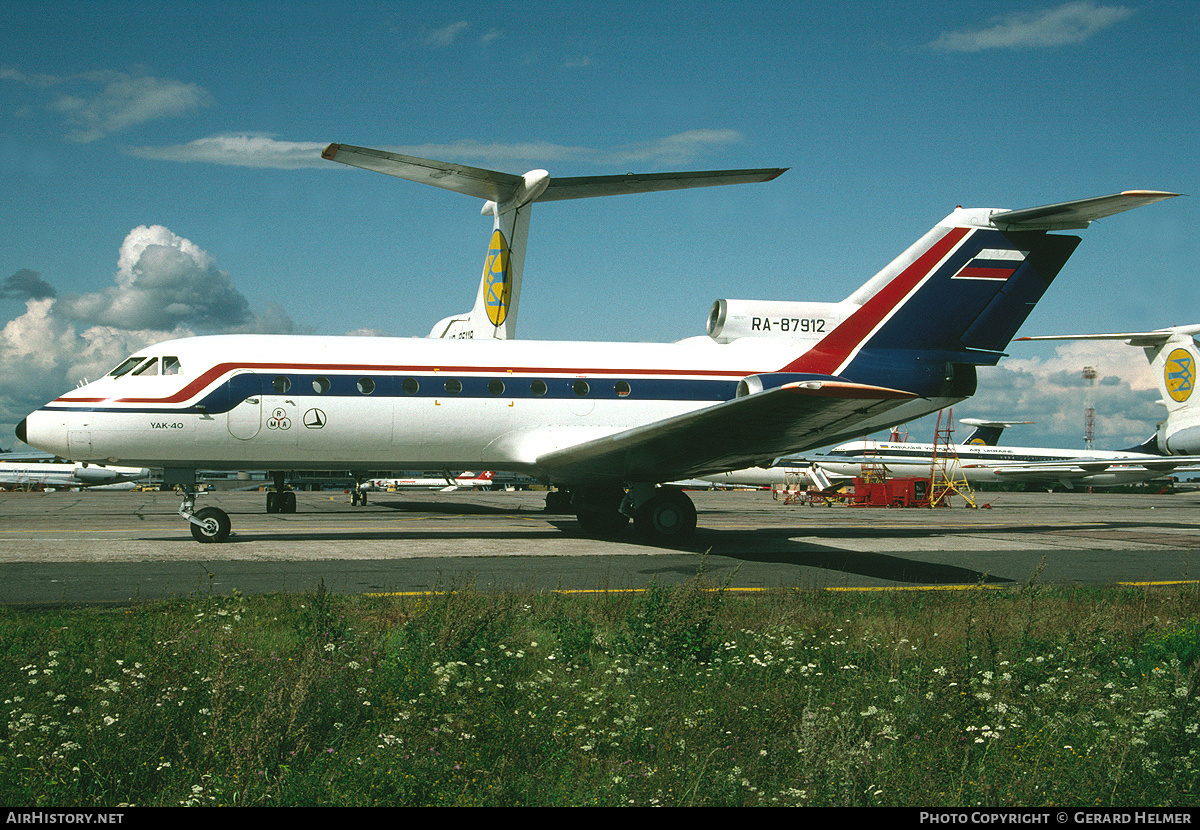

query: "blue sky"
xmin=1 ymin=1 xmax=1197 ymax=451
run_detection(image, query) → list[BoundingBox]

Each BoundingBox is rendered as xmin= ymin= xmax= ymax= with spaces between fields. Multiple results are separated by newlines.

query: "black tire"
xmin=573 ymin=486 xmax=628 ymax=537
xmin=634 ymin=489 xmax=697 ymax=542
xmin=266 ymin=492 xmax=279 ymax=513
xmin=190 ymin=506 xmax=231 ymax=543
xmin=282 ymin=491 xmax=297 ymax=513
xmin=545 ymin=489 xmax=572 ymax=513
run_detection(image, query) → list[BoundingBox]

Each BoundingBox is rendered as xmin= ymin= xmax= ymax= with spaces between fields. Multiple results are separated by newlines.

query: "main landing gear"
xmin=564 ymin=484 xmax=698 ymax=543
xmin=266 ymin=471 xmax=296 ymax=513
xmin=350 ymin=479 xmax=369 ymax=506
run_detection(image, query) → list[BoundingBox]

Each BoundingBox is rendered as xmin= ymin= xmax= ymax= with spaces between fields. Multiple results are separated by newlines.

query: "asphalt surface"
xmin=1 ymin=488 xmax=1198 ymax=604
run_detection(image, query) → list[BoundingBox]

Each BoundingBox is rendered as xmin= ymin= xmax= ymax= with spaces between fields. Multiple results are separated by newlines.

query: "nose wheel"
xmin=179 ymin=489 xmax=231 ymax=543
xmin=189 ymin=505 xmax=231 ymax=543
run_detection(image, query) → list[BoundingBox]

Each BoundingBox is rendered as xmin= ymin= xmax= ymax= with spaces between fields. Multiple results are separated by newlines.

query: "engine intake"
xmin=707 ymin=299 xmax=846 ymax=343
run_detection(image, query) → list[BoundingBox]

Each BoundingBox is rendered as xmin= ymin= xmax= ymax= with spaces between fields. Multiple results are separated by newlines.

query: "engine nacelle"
xmin=707 ymin=299 xmax=847 ymax=343
xmin=735 ymin=373 xmax=838 ymax=397
xmin=72 ymin=464 xmax=115 ymax=484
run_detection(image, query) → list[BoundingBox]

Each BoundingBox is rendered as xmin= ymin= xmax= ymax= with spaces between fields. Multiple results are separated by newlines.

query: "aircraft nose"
xmin=15 ymin=418 xmax=26 ymax=444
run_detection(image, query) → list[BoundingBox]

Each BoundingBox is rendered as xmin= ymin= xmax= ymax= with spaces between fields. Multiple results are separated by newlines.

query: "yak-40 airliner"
xmin=15 ymin=142 xmax=1177 ymax=543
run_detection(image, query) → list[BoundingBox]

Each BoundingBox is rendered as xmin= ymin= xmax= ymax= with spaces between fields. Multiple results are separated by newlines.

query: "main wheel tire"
xmin=190 ymin=506 xmax=231 ymax=543
xmin=573 ymin=485 xmax=628 ymax=537
xmin=282 ymin=491 xmax=297 ymax=513
xmin=545 ymin=489 xmax=572 ymax=513
xmin=267 ymin=492 xmax=279 ymax=513
xmin=634 ymin=489 xmax=697 ymax=542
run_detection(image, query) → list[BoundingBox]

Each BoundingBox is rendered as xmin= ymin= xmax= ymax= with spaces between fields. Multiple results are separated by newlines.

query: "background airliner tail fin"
xmin=322 ymin=143 xmax=785 ymax=340
xmin=1018 ymin=324 xmax=1200 ymax=415
xmin=958 ymin=418 xmax=1032 ymax=446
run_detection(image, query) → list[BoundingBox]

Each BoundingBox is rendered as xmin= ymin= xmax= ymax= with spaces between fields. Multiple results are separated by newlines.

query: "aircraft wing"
xmin=534 ymin=381 xmax=916 ymax=485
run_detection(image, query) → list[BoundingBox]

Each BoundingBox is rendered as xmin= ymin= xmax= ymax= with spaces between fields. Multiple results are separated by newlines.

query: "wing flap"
xmin=535 ymin=381 xmax=915 ymax=485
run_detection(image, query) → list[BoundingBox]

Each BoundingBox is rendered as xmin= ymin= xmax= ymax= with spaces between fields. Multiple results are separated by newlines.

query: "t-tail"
xmin=322 ymin=144 xmax=786 ymax=339
xmin=707 ymin=190 xmax=1178 ymax=411
xmin=958 ymin=419 xmax=1032 ymax=446
xmin=1017 ymin=321 xmax=1200 ymax=454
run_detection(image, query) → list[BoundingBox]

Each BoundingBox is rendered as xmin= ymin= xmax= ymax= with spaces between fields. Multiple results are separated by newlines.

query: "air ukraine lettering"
xmin=484 ymin=229 xmax=511 ymax=327
xmin=1165 ymin=348 xmax=1195 ymax=403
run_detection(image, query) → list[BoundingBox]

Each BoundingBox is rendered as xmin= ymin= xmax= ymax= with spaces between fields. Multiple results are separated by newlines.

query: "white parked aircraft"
xmin=0 ymin=455 xmax=149 ymax=490
xmin=1017 ymin=324 xmax=1200 ymax=456
xmin=15 ymin=144 xmax=1176 ymax=542
xmin=682 ymin=418 xmax=1023 ymax=488
xmin=364 ymin=471 xmax=496 ymax=493
xmin=807 ymin=428 xmax=1200 ymax=489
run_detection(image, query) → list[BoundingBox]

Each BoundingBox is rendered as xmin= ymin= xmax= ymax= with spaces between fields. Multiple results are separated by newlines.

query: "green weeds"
xmin=1 ymin=579 xmax=1198 ymax=806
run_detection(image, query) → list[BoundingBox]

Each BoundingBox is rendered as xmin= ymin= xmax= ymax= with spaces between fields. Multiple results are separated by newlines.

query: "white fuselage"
xmin=20 ymin=333 xmax=958 ymax=482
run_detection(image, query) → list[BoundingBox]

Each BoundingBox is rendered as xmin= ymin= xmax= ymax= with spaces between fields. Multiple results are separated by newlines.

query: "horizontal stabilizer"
xmin=991 ymin=190 xmax=1179 ymax=230
xmin=1016 ymin=324 xmax=1200 ymax=347
xmin=322 ymin=144 xmax=785 ymax=206
xmin=535 ymin=380 xmax=915 ymax=485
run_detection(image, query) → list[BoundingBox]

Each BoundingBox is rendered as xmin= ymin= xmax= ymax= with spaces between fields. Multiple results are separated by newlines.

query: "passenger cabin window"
xmin=109 ymin=356 xmax=145 ymax=378
xmin=273 ymin=376 xmax=291 ymax=393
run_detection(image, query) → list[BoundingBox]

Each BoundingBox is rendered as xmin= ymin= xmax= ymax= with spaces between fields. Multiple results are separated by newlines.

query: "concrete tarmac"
xmin=1 ymin=488 xmax=1198 ymax=604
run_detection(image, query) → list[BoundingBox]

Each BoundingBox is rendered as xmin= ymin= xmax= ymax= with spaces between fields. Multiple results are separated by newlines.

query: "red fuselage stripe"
xmin=780 ymin=226 xmax=970 ymax=374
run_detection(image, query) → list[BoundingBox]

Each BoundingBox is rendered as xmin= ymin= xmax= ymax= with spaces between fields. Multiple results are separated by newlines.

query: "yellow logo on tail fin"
xmin=1165 ymin=348 xmax=1195 ymax=402
xmin=484 ymin=229 xmax=511 ymax=327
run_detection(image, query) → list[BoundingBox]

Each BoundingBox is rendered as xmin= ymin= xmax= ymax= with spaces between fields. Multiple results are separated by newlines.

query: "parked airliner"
xmin=0 ymin=454 xmax=149 ymax=490
xmin=683 ymin=418 xmax=1022 ymax=488
xmin=364 ymin=471 xmax=496 ymax=495
xmin=807 ymin=429 xmax=1200 ymax=489
xmin=15 ymin=143 xmax=1176 ymax=542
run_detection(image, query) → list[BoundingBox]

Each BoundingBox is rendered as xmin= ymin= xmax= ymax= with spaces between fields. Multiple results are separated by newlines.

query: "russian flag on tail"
xmin=951 ymin=248 xmax=1028 ymax=281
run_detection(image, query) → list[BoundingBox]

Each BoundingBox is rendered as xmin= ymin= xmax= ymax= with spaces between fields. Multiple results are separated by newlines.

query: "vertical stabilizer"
xmin=1016 ymin=322 xmax=1200 ymax=454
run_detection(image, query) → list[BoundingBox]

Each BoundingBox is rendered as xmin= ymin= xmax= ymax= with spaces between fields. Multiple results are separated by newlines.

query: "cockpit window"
xmin=132 ymin=357 xmax=159 ymax=376
xmin=162 ymin=356 xmax=181 ymax=375
xmin=109 ymin=357 xmax=145 ymax=378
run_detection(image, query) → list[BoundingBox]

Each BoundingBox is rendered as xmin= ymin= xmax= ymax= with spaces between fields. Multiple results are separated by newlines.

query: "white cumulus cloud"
xmin=1 ymin=226 xmax=296 ymax=445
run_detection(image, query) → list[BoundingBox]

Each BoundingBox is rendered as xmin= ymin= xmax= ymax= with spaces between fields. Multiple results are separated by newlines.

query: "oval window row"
xmin=270 ymin=375 xmax=633 ymax=398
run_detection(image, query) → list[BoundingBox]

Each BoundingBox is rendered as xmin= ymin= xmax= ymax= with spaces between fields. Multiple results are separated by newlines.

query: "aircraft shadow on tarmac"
xmin=138 ymin=502 xmax=1200 ymax=588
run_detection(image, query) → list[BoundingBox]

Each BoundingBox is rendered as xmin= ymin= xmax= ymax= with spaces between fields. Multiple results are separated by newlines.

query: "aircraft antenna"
xmin=1082 ymin=366 xmax=1097 ymax=451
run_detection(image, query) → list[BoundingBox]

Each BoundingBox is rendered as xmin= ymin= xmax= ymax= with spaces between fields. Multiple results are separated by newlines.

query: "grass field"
xmin=2 ymin=571 xmax=1198 ymax=806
